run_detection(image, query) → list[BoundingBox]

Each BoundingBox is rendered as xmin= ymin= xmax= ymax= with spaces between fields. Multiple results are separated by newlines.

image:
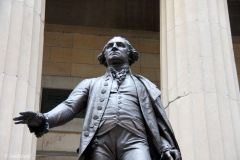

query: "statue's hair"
xmin=98 ymin=36 xmax=139 ymax=67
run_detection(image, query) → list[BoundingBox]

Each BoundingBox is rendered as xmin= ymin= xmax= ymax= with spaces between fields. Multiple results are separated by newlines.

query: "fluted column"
xmin=160 ymin=0 xmax=240 ymax=160
xmin=0 ymin=0 xmax=45 ymax=159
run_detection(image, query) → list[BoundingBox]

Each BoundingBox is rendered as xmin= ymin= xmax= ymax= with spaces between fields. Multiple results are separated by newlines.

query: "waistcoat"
xmin=96 ymin=74 xmax=146 ymax=138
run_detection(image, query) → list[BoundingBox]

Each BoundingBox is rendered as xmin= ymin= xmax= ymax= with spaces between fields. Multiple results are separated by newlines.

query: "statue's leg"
xmin=120 ymin=143 xmax=151 ymax=160
xmin=116 ymin=127 xmax=152 ymax=160
xmin=87 ymin=134 xmax=116 ymax=160
xmin=88 ymin=150 xmax=113 ymax=160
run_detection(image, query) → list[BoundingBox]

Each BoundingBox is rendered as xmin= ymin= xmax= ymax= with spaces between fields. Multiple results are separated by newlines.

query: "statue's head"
xmin=98 ymin=36 xmax=139 ymax=67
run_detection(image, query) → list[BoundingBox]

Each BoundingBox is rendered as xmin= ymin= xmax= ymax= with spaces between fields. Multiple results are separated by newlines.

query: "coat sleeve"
xmin=43 ymin=79 xmax=92 ymax=128
xmin=154 ymin=96 xmax=181 ymax=152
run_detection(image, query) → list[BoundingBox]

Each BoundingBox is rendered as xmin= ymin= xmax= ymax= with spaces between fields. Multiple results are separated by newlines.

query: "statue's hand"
xmin=161 ymin=149 xmax=181 ymax=160
xmin=13 ymin=111 xmax=44 ymax=127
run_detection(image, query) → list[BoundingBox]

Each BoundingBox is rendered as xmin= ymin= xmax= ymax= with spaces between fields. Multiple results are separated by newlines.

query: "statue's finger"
xmin=176 ymin=154 xmax=181 ymax=160
xmin=14 ymin=120 xmax=27 ymax=124
xmin=13 ymin=116 xmax=26 ymax=121
xmin=171 ymin=150 xmax=181 ymax=160
xmin=172 ymin=151 xmax=178 ymax=159
xmin=176 ymin=153 xmax=182 ymax=160
xmin=163 ymin=151 xmax=173 ymax=160
xmin=20 ymin=111 xmax=34 ymax=116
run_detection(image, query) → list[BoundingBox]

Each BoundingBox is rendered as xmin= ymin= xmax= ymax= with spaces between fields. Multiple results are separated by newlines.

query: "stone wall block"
xmin=71 ymin=64 xmax=105 ymax=78
xmin=41 ymin=133 xmax=80 ymax=152
xmin=72 ymin=49 xmax=95 ymax=64
xmin=51 ymin=47 xmax=73 ymax=63
xmin=42 ymin=62 xmax=72 ymax=76
xmin=141 ymin=68 xmax=160 ymax=82
xmin=44 ymin=32 xmax=73 ymax=48
xmin=43 ymin=47 xmax=51 ymax=62
xmin=141 ymin=53 xmax=160 ymax=68
xmin=130 ymin=38 xmax=159 ymax=54
xmin=73 ymin=34 xmax=109 ymax=50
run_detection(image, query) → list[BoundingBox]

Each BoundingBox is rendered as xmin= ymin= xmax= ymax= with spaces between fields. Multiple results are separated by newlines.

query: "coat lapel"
xmin=131 ymin=75 xmax=163 ymax=151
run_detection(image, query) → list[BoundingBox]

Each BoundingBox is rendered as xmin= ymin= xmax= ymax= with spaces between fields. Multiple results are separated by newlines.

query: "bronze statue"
xmin=14 ymin=37 xmax=181 ymax=160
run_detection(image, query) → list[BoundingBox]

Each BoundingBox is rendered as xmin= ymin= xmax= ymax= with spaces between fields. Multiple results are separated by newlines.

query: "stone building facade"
xmin=0 ymin=0 xmax=240 ymax=160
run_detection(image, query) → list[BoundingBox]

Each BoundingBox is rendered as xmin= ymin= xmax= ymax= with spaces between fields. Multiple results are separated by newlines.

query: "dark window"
xmin=41 ymin=88 xmax=86 ymax=118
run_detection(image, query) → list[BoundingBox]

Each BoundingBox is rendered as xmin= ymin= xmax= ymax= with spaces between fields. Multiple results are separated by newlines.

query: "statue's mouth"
xmin=110 ymin=51 xmax=120 ymax=55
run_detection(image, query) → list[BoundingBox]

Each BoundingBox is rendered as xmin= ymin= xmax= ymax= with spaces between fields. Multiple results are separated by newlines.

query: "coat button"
xmin=93 ymin=115 xmax=99 ymax=120
xmin=100 ymin=98 xmax=104 ymax=102
xmin=84 ymin=131 xmax=89 ymax=137
xmin=97 ymin=106 xmax=102 ymax=110
xmin=90 ymin=123 xmax=94 ymax=128
xmin=104 ymin=82 xmax=108 ymax=86
xmin=101 ymin=89 xmax=106 ymax=94
xmin=147 ymin=109 xmax=153 ymax=114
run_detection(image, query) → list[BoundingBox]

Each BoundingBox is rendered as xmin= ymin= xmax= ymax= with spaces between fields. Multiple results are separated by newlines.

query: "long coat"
xmin=44 ymin=73 xmax=181 ymax=160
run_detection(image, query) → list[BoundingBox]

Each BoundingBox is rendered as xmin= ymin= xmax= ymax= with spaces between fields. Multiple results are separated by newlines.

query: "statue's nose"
xmin=111 ymin=43 xmax=118 ymax=51
xmin=112 ymin=47 xmax=118 ymax=51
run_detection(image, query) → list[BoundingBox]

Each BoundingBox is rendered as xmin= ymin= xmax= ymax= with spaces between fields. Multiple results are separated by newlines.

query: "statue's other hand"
xmin=13 ymin=111 xmax=44 ymax=127
xmin=161 ymin=149 xmax=181 ymax=160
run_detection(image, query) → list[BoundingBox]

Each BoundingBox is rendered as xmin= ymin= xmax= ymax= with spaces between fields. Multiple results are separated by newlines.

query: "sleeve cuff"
xmin=160 ymin=147 xmax=175 ymax=159
xmin=27 ymin=114 xmax=49 ymax=138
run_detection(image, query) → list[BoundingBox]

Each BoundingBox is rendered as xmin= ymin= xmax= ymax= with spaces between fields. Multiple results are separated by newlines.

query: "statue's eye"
xmin=116 ymin=42 xmax=126 ymax=48
xmin=106 ymin=43 xmax=113 ymax=49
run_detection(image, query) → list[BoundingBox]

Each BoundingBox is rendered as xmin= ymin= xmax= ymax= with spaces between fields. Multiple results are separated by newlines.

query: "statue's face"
xmin=104 ymin=37 xmax=129 ymax=66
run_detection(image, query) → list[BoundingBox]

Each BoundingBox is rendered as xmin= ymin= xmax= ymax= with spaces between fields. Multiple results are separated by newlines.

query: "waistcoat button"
xmin=93 ymin=115 xmax=99 ymax=120
xmin=101 ymin=89 xmax=106 ymax=94
xmin=97 ymin=106 xmax=102 ymax=110
xmin=90 ymin=123 xmax=94 ymax=128
xmin=84 ymin=131 xmax=89 ymax=137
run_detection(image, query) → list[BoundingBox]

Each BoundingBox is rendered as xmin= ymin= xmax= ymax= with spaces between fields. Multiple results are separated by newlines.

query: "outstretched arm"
xmin=44 ymin=79 xmax=91 ymax=128
xmin=13 ymin=79 xmax=91 ymax=137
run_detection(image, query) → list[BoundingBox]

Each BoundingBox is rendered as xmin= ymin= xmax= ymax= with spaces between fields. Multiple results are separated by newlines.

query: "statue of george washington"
xmin=14 ymin=36 xmax=181 ymax=160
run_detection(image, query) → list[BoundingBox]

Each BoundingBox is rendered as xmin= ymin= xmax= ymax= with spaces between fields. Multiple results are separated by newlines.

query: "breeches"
xmin=87 ymin=125 xmax=152 ymax=160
